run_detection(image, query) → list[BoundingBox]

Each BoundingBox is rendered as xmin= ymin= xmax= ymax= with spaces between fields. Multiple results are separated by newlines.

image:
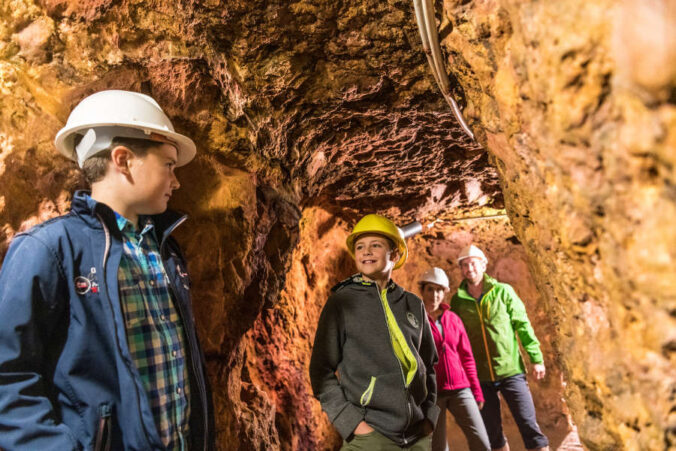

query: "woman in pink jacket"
xmin=420 ymin=268 xmax=490 ymax=451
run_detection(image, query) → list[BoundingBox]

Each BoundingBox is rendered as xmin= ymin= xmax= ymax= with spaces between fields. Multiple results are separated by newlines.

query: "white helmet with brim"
xmin=55 ymin=90 xmax=196 ymax=168
xmin=418 ymin=267 xmax=450 ymax=291
xmin=457 ymin=244 xmax=488 ymax=264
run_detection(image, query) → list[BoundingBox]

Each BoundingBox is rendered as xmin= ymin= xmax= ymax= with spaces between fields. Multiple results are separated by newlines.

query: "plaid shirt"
xmin=116 ymin=213 xmax=191 ymax=450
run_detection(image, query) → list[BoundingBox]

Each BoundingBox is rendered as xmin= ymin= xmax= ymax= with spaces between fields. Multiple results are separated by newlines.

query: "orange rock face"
xmin=440 ymin=0 xmax=675 ymax=448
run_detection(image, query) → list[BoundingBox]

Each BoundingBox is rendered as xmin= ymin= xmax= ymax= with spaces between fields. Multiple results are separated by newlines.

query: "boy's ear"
xmin=389 ymin=248 xmax=400 ymax=263
xmin=110 ymin=145 xmax=135 ymax=175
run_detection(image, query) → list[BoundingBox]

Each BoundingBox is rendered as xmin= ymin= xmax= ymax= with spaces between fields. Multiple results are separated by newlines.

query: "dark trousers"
xmin=432 ymin=388 xmax=490 ymax=451
xmin=480 ymin=373 xmax=549 ymax=449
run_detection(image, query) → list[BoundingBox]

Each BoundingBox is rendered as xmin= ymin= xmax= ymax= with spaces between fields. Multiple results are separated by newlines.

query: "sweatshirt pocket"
xmin=363 ymin=372 xmax=408 ymax=432
xmin=360 ymin=377 xmax=377 ymax=406
xmin=94 ymin=403 xmax=112 ymax=451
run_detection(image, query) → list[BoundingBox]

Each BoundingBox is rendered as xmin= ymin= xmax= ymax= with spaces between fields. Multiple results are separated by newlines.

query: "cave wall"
xmin=243 ymin=207 xmax=352 ymax=450
xmin=438 ymin=0 xmax=675 ymax=448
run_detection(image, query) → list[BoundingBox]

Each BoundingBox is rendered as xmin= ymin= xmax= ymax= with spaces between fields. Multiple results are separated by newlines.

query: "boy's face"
xmin=127 ymin=143 xmax=180 ymax=215
xmin=353 ymin=233 xmax=398 ymax=281
xmin=460 ymin=257 xmax=486 ymax=286
xmin=421 ymin=283 xmax=446 ymax=311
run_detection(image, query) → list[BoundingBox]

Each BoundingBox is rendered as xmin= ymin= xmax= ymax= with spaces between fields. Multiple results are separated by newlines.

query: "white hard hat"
xmin=457 ymin=244 xmax=488 ymax=264
xmin=55 ymin=90 xmax=196 ymax=168
xmin=418 ymin=267 xmax=450 ymax=290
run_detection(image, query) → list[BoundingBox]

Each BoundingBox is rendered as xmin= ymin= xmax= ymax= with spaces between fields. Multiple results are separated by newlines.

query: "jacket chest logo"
xmin=406 ymin=312 xmax=419 ymax=328
xmin=74 ymin=267 xmax=99 ymax=295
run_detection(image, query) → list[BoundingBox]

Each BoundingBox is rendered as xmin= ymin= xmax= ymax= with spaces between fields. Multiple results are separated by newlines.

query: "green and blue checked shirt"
xmin=116 ymin=213 xmax=191 ymax=450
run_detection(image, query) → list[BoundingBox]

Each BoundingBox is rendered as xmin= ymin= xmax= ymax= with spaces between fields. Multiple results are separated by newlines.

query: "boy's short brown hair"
xmin=79 ymin=137 xmax=159 ymax=184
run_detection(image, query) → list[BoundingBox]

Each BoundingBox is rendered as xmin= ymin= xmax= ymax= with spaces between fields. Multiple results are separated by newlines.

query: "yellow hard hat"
xmin=346 ymin=214 xmax=408 ymax=269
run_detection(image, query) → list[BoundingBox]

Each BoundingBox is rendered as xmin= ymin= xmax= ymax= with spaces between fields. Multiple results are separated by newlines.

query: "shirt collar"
xmin=113 ymin=211 xmax=154 ymax=239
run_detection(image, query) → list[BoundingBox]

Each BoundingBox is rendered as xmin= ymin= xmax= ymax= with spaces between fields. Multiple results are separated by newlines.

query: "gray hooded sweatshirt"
xmin=310 ymin=275 xmax=440 ymax=446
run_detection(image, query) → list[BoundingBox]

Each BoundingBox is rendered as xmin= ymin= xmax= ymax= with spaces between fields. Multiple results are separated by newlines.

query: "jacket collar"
xmin=457 ymin=274 xmax=498 ymax=301
xmin=354 ymin=274 xmax=399 ymax=292
xmin=426 ymin=302 xmax=449 ymax=322
xmin=339 ymin=273 xmax=403 ymax=298
xmin=70 ymin=190 xmax=186 ymax=243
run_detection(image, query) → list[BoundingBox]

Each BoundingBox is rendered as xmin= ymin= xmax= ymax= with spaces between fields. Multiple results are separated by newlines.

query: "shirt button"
xmin=160 ymin=314 xmax=167 ymax=321
xmin=172 ymin=350 xmax=177 ymax=357
xmin=149 ymin=280 xmax=155 ymax=286
xmin=177 ymin=387 xmax=182 ymax=394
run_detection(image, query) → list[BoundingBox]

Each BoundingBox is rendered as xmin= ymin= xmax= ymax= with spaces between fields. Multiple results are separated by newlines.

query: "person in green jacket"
xmin=451 ymin=245 xmax=549 ymax=451
xmin=310 ymin=214 xmax=439 ymax=450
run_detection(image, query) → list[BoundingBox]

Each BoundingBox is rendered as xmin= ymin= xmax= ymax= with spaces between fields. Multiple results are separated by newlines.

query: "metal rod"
xmin=413 ymin=0 xmax=442 ymax=88
xmin=412 ymin=0 xmax=475 ymax=141
xmin=399 ymin=221 xmax=424 ymax=238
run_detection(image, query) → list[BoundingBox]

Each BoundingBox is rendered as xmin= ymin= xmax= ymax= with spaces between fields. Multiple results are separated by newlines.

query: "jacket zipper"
xmin=161 ymin=217 xmax=209 ymax=451
xmin=360 ymin=377 xmax=376 ymax=406
xmin=94 ymin=403 xmax=112 ymax=451
xmin=475 ymin=287 xmax=496 ymax=381
xmin=97 ymin=216 xmax=155 ymax=448
xmin=377 ymin=287 xmax=411 ymax=446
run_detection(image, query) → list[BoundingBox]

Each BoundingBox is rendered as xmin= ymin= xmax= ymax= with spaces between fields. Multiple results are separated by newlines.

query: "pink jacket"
xmin=427 ymin=304 xmax=484 ymax=403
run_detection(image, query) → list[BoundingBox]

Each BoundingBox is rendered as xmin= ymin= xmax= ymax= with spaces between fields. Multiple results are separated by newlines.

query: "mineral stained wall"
xmin=0 ymin=0 xmax=674 ymax=449
xmin=437 ymin=0 xmax=675 ymax=448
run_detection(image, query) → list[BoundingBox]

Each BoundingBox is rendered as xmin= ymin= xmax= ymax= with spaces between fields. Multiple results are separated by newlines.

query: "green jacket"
xmin=451 ymin=275 xmax=543 ymax=382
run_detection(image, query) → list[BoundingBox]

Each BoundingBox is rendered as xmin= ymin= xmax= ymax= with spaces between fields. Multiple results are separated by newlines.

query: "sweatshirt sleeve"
xmin=453 ymin=314 xmax=484 ymax=403
xmin=504 ymin=284 xmax=544 ymax=364
xmin=309 ymin=294 xmax=363 ymax=439
xmin=0 ymin=235 xmax=81 ymax=450
xmin=418 ymin=306 xmax=440 ymax=427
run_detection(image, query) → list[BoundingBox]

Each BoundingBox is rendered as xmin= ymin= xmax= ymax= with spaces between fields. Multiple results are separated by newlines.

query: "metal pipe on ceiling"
xmin=412 ymin=0 xmax=475 ymax=141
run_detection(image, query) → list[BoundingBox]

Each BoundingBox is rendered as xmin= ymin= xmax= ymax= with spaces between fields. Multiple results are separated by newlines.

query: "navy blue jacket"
xmin=0 ymin=191 xmax=215 ymax=450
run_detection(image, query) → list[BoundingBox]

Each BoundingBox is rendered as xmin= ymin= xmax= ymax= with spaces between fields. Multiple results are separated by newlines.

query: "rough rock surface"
xmin=0 ymin=0 xmax=673 ymax=449
xmin=438 ymin=0 xmax=675 ymax=448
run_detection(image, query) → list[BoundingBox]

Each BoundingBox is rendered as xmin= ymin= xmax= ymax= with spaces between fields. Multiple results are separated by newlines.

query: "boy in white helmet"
xmin=0 ymin=90 xmax=214 ymax=450
xmin=451 ymin=245 xmax=548 ymax=451
xmin=310 ymin=214 xmax=439 ymax=450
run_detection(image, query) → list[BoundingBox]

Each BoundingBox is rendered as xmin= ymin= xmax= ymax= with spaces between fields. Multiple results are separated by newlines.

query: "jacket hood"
xmin=332 ymin=273 xmax=406 ymax=301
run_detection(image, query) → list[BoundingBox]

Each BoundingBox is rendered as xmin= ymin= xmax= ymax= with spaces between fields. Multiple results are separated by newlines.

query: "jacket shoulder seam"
xmin=19 ymin=234 xmax=68 ymax=282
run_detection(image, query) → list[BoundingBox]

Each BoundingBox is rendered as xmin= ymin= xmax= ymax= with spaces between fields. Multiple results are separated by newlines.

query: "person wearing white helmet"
xmin=0 ymin=90 xmax=214 ymax=450
xmin=419 ymin=268 xmax=490 ymax=451
xmin=451 ymin=245 xmax=548 ymax=451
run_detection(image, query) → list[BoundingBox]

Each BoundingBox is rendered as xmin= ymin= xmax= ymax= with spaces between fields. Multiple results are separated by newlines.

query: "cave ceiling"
xmin=4 ymin=0 xmax=501 ymax=224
